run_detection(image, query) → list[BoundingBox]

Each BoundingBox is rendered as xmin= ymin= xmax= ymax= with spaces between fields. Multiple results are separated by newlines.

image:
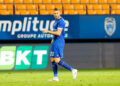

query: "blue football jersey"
xmin=53 ymin=17 xmax=65 ymax=41
xmin=50 ymin=17 xmax=65 ymax=58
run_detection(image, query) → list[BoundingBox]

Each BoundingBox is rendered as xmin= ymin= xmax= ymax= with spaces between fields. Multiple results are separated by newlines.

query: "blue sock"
xmin=52 ymin=62 xmax=58 ymax=77
xmin=58 ymin=60 xmax=73 ymax=71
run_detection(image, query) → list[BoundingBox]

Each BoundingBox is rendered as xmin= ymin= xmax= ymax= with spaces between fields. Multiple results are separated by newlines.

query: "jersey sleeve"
xmin=57 ymin=20 xmax=65 ymax=29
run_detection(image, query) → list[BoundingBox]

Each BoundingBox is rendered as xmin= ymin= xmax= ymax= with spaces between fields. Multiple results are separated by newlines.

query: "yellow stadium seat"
xmin=54 ymin=4 xmax=62 ymax=10
xmin=28 ymin=10 xmax=38 ymax=15
xmin=24 ymin=0 xmax=33 ymax=3
xmin=26 ymin=4 xmax=38 ymax=9
xmin=26 ymin=4 xmax=38 ymax=15
xmin=88 ymin=4 xmax=109 ymax=15
xmin=40 ymin=10 xmax=49 ymax=15
xmin=52 ymin=0 xmax=61 ymax=3
xmin=102 ymin=4 xmax=110 ymax=14
xmin=111 ymin=4 xmax=120 ymax=9
xmin=42 ymin=0 xmax=52 ymax=3
xmin=89 ymin=0 xmax=98 ymax=3
xmin=6 ymin=4 xmax=13 ymax=9
xmin=87 ymin=4 xmax=98 ymax=15
xmin=0 ymin=0 xmax=3 ymax=3
xmin=33 ymin=0 xmax=42 ymax=3
xmin=15 ymin=4 xmax=26 ymax=9
xmin=0 ymin=4 xmax=7 ymax=9
xmin=0 ymin=10 xmax=9 ymax=15
xmin=46 ymin=4 xmax=55 ymax=10
xmin=88 ymin=10 xmax=96 ymax=15
xmin=80 ymin=0 xmax=89 ymax=3
xmin=74 ymin=4 xmax=86 ymax=9
xmin=93 ymin=4 xmax=103 ymax=14
xmin=15 ymin=10 xmax=29 ymax=15
xmin=108 ymin=0 xmax=116 ymax=3
xmin=4 ymin=0 xmax=13 ymax=3
xmin=14 ymin=0 xmax=23 ymax=3
xmin=98 ymin=0 xmax=107 ymax=3
xmin=102 ymin=4 xmax=109 ymax=9
xmin=116 ymin=0 xmax=120 ymax=3
xmin=87 ymin=4 xmax=94 ymax=9
xmin=39 ymin=4 xmax=46 ymax=9
xmin=111 ymin=4 xmax=120 ymax=14
xmin=112 ymin=10 xmax=120 ymax=14
xmin=48 ymin=10 xmax=54 ymax=15
xmin=62 ymin=0 xmax=70 ymax=3
xmin=71 ymin=0 xmax=80 ymax=3
xmin=77 ymin=10 xmax=86 ymax=15
xmin=8 ymin=10 xmax=13 ymax=15
xmin=64 ymin=10 xmax=77 ymax=15
xmin=64 ymin=4 xmax=74 ymax=10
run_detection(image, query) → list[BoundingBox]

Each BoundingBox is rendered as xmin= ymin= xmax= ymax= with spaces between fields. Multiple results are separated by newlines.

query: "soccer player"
xmin=41 ymin=8 xmax=77 ymax=81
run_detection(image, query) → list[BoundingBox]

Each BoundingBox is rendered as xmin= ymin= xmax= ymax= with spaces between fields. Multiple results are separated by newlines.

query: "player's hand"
xmin=41 ymin=30 xmax=48 ymax=33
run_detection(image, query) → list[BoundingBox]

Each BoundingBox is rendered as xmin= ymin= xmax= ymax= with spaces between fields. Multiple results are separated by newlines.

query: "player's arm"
xmin=41 ymin=28 xmax=62 ymax=36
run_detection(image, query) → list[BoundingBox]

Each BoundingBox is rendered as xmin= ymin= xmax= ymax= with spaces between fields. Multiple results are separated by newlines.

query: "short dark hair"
xmin=54 ymin=8 xmax=60 ymax=11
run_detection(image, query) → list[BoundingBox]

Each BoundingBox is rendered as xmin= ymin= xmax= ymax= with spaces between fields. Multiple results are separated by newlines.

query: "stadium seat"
xmin=77 ymin=10 xmax=86 ymax=15
xmin=64 ymin=4 xmax=74 ymax=10
xmin=98 ymin=0 xmax=107 ymax=3
xmin=26 ymin=4 xmax=38 ymax=10
xmin=74 ymin=4 xmax=86 ymax=9
xmin=14 ymin=0 xmax=23 ymax=3
xmin=70 ymin=0 xmax=80 ymax=3
xmin=87 ymin=5 xmax=96 ymax=14
xmin=102 ymin=4 xmax=109 ymax=14
xmin=88 ymin=10 xmax=97 ymax=15
xmin=116 ymin=0 xmax=120 ymax=3
xmin=107 ymin=0 xmax=117 ymax=3
xmin=24 ymin=0 xmax=33 ymax=3
xmin=89 ymin=0 xmax=98 ymax=3
xmin=15 ymin=10 xmax=29 ymax=15
xmin=48 ymin=10 xmax=54 ymax=15
xmin=87 ymin=4 xmax=109 ymax=15
xmin=26 ymin=4 xmax=38 ymax=15
xmin=74 ymin=4 xmax=86 ymax=15
xmin=33 ymin=0 xmax=42 ymax=3
xmin=6 ymin=4 xmax=13 ymax=15
xmin=62 ymin=0 xmax=70 ymax=3
xmin=111 ymin=4 xmax=120 ymax=14
xmin=0 ymin=0 xmax=3 ymax=3
xmin=80 ymin=0 xmax=89 ymax=3
xmin=54 ymin=4 xmax=62 ymax=10
xmin=40 ymin=10 xmax=49 ymax=15
xmin=28 ymin=10 xmax=38 ymax=15
xmin=46 ymin=4 xmax=55 ymax=10
xmin=42 ymin=0 xmax=52 ymax=3
xmin=0 ymin=4 xmax=7 ymax=9
xmin=0 ymin=10 xmax=9 ymax=15
xmin=15 ymin=4 xmax=26 ymax=9
xmin=7 ymin=4 xmax=13 ymax=9
xmin=64 ymin=10 xmax=77 ymax=15
xmin=52 ymin=0 xmax=61 ymax=3
xmin=4 ymin=0 xmax=13 ymax=3
xmin=39 ymin=4 xmax=46 ymax=9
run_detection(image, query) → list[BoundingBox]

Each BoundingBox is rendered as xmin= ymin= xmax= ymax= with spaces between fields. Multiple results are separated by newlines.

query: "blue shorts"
xmin=50 ymin=40 xmax=64 ymax=58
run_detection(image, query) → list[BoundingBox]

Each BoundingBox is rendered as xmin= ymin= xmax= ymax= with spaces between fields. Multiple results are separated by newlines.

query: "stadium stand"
xmin=0 ymin=0 xmax=120 ymax=15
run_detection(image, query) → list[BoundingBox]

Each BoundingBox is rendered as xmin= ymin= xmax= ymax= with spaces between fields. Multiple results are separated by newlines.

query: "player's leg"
xmin=54 ymin=58 xmax=77 ymax=80
xmin=54 ymin=58 xmax=72 ymax=71
xmin=48 ymin=55 xmax=59 ymax=81
xmin=50 ymin=57 xmax=58 ymax=78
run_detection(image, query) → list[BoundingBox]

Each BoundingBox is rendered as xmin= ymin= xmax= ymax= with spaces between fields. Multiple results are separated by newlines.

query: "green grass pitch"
xmin=0 ymin=69 xmax=120 ymax=86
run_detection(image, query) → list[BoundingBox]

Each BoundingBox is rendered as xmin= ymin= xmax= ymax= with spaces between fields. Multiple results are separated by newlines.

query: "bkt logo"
xmin=0 ymin=46 xmax=49 ymax=70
